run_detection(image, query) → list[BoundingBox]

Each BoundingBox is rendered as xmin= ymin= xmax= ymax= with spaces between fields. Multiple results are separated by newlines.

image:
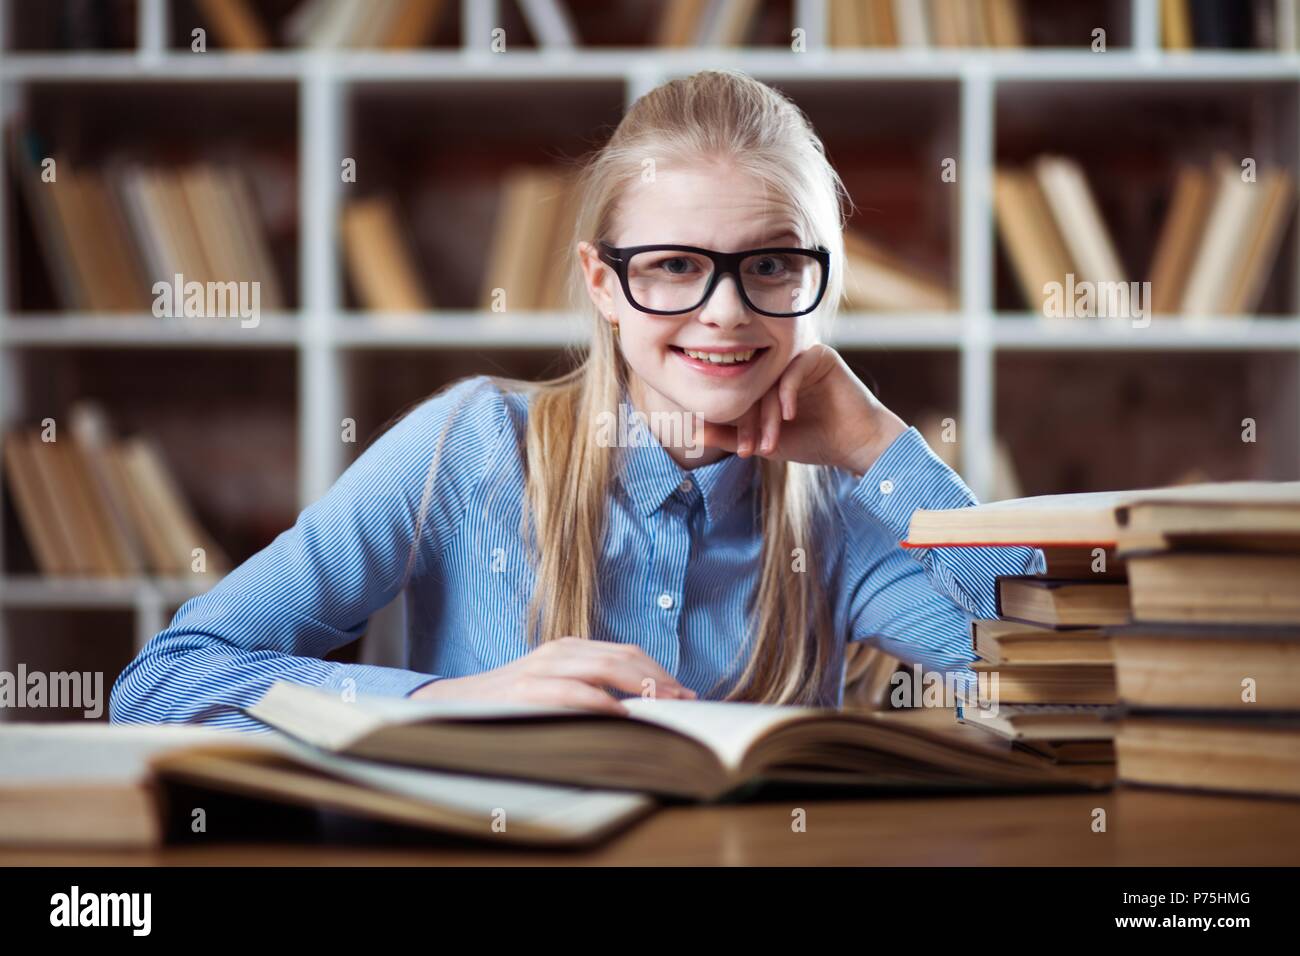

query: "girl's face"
xmin=579 ymin=162 xmax=815 ymax=428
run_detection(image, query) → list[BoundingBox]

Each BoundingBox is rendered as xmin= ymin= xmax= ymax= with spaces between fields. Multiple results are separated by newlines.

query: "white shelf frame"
xmin=2 ymin=0 xmax=1300 ymax=635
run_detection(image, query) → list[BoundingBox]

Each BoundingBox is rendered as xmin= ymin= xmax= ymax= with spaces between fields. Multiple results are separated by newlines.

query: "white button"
xmin=679 ymin=479 xmax=693 ymax=493
xmin=657 ymin=593 xmax=675 ymax=610
xmin=879 ymin=479 xmax=895 ymax=495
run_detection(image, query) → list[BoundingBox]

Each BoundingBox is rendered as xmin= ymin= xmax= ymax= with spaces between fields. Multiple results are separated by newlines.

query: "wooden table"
xmin=2 ymin=785 xmax=1299 ymax=866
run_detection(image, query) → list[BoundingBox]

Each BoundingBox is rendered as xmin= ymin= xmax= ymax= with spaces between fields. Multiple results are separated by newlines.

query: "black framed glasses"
xmin=596 ymin=241 xmax=831 ymax=318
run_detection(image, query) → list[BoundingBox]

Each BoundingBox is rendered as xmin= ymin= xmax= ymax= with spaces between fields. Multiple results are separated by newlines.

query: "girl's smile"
xmin=668 ymin=344 xmax=771 ymax=376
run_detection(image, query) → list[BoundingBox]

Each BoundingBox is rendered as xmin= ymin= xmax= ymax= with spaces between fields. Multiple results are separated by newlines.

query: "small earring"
xmin=609 ymin=316 xmax=620 ymax=336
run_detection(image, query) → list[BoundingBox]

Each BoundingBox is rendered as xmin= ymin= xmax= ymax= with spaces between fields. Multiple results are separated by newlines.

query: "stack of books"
xmin=907 ymin=480 xmax=1300 ymax=796
xmin=1110 ymin=486 xmax=1300 ymax=799
xmin=1 ymin=402 xmax=231 ymax=578
xmin=963 ymin=546 xmax=1123 ymax=768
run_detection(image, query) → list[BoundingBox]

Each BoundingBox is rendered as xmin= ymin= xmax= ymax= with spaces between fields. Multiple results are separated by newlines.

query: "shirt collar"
xmin=613 ymin=396 xmax=757 ymax=526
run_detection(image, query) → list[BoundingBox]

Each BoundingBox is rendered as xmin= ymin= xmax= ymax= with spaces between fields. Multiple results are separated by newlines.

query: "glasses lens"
xmin=625 ymin=249 xmax=714 ymax=312
xmin=740 ymin=251 xmax=823 ymax=316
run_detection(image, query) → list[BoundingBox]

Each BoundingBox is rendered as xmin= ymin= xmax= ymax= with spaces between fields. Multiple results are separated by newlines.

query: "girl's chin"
xmin=674 ymin=389 xmax=763 ymax=425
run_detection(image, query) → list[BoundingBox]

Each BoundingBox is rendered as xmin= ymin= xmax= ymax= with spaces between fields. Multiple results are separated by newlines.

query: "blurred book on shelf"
xmin=194 ymin=0 xmax=272 ymax=50
xmin=656 ymin=0 xmax=763 ymax=47
xmin=479 ymin=165 xmax=579 ymax=313
xmin=830 ymin=0 xmax=1026 ymax=48
xmin=997 ymin=152 xmax=1294 ymax=317
xmin=2 ymin=402 xmax=231 ymax=579
xmin=281 ymin=0 xmax=451 ymax=49
xmin=995 ymin=155 xmax=1125 ymax=312
xmin=1162 ymin=0 xmax=1297 ymax=50
xmin=8 ymin=129 xmax=286 ymax=314
xmin=1159 ymin=158 xmax=1294 ymax=316
xmin=841 ymin=229 xmax=955 ymax=312
xmin=1032 ymin=155 xmax=1125 ymax=288
xmin=341 ymin=196 xmax=434 ymax=312
xmin=993 ymin=164 xmax=1077 ymax=313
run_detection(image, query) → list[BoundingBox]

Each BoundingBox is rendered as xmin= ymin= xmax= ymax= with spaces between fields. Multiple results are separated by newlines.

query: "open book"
xmin=244 ymin=681 xmax=1102 ymax=801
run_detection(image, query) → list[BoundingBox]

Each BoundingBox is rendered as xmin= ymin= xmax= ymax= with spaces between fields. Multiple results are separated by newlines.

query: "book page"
xmin=621 ymin=698 xmax=821 ymax=771
xmin=244 ymin=682 xmax=589 ymax=750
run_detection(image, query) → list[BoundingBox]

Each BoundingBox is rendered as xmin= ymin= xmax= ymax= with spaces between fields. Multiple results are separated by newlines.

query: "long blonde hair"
xmin=393 ymin=70 xmax=852 ymax=706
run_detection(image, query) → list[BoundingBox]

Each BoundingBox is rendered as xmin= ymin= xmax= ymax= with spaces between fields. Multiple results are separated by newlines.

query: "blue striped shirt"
xmin=109 ymin=375 xmax=1045 ymax=730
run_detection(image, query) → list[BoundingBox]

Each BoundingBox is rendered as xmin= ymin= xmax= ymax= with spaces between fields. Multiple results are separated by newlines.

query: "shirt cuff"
xmin=322 ymin=662 xmax=441 ymax=700
xmin=845 ymin=426 xmax=978 ymax=544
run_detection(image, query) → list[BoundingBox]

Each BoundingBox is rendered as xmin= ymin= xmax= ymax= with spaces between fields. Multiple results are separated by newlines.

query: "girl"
xmin=111 ymin=69 xmax=1043 ymax=730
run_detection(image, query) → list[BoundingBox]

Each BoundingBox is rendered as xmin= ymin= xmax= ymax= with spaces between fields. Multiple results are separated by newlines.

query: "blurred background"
xmin=1 ymin=0 xmax=1298 ymax=717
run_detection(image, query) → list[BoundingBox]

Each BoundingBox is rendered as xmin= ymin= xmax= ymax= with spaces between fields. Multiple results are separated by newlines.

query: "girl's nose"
xmin=698 ymin=274 xmax=749 ymax=327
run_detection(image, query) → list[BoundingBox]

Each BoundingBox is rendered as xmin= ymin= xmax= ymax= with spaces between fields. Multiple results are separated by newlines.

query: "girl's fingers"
xmin=778 ymin=347 xmax=822 ymax=421
xmin=758 ymin=388 xmax=782 ymax=455
xmin=544 ymin=638 xmax=695 ymax=698
xmin=699 ymin=421 xmax=737 ymax=452
xmin=563 ymin=658 xmax=688 ymax=699
xmin=580 ymin=644 xmax=694 ymax=698
xmin=523 ymin=678 xmax=630 ymax=716
xmin=735 ymin=404 xmax=761 ymax=457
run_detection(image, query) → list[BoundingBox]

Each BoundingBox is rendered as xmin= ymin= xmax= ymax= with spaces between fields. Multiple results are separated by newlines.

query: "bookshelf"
xmin=2 ymin=0 xmax=1300 ymax=707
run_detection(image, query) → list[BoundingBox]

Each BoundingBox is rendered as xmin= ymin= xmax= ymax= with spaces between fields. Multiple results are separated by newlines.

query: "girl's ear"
xmin=577 ymin=240 xmax=619 ymax=320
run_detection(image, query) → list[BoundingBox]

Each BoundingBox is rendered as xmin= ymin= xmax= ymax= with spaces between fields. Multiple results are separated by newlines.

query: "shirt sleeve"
xmin=109 ymin=376 xmax=511 ymax=731
xmin=835 ymin=426 xmax=1045 ymax=680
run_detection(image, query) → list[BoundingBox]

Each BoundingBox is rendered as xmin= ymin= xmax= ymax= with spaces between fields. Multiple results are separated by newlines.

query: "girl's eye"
xmin=659 ymin=257 xmax=696 ymax=275
xmin=747 ymin=255 xmax=789 ymax=277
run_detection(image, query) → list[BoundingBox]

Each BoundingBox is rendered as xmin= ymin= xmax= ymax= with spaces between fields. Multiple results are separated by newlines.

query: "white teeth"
xmin=681 ymin=348 xmax=757 ymax=364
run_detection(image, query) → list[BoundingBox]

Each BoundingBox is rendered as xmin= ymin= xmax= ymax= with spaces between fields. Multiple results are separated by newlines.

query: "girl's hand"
xmin=700 ymin=343 xmax=908 ymax=476
xmin=408 ymin=637 xmax=697 ymax=715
